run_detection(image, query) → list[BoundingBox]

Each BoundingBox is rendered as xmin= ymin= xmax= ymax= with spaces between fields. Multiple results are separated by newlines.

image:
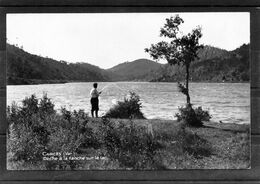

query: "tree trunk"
xmin=186 ymin=63 xmax=191 ymax=106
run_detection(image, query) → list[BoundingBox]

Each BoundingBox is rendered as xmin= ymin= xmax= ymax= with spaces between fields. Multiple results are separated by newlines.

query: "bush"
xmin=42 ymin=107 xmax=99 ymax=170
xmin=39 ymin=94 xmax=55 ymax=118
xmin=7 ymin=95 xmax=51 ymax=163
xmin=8 ymin=124 xmax=46 ymax=163
xmin=7 ymin=94 xmax=56 ymax=126
xmin=194 ymin=106 xmax=212 ymax=122
xmin=58 ymin=108 xmax=102 ymax=150
xmin=175 ymin=105 xmax=211 ymax=127
xmin=100 ymin=118 xmax=162 ymax=169
xmin=7 ymin=94 xmax=97 ymax=170
xmin=104 ymin=92 xmax=145 ymax=119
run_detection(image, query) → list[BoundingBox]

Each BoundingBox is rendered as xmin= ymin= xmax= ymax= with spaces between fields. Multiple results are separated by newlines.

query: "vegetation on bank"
xmin=7 ymin=94 xmax=250 ymax=170
xmin=104 ymin=92 xmax=145 ymax=119
xmin=175 ymin=105 xmax=212 ymax=127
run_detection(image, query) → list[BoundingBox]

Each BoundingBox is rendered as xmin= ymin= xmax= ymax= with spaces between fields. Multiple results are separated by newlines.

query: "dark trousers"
xmin=90 ymin=97 xmax=99 ymax=117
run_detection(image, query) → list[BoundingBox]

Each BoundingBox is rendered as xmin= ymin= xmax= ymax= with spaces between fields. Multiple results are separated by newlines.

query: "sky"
xmin=7 ymin=12 xmax=250 ymax=69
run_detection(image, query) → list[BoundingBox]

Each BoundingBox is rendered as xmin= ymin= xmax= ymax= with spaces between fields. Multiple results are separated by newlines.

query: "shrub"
xmin=104 ymin=92 xmax=145 ymax=119
xmin=175 ymin=105 xmax=211 ymax=127
xmin=100 ymin=118 xmax=162 ymax=169
xmin=7 ymin=94 xmax=55 ymax=164
xmin=8 ymin=110 xmax=49 ymax=163
xmin=44 ymin=107 xmax=100 ymax=170
xmin=194 ymin=106 xmax=212 ymax=122
xmin=58 ymin=108 xmax=102 ymax=150
xmin=7 ymin=94 xmax=95 ymax=169
xmin=7 ymin=94 xmax=56 ymax=127
xmin=21 ymin=94 xmax=39 ymax=117
xmin=46 ymin=125 xmax=85 ymax=170
xmin=39 ymin=93 xmax=56 ymax=118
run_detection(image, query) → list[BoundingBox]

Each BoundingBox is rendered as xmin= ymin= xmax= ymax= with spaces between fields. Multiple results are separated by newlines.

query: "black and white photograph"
xmin=6 ymin=12 xmax=250 ymax=170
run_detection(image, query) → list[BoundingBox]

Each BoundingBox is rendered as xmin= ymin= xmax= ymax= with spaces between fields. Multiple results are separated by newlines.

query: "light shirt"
xmin=90 ymin=88 xmax=100 ymax=98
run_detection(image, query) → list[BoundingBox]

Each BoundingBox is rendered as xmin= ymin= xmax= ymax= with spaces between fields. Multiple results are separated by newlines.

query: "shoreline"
xmin=7 ymin=80 xmax=250 ymax=86
xmin=100 ymin=118 xmax=250 ymax=130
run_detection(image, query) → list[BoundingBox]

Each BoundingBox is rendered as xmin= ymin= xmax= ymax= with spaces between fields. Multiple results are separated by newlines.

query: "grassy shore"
xmin=141 ymin=119 xmax=250 ymax=169
xmin=7 ymin=117 xmax=250 ymax=170
xmin=101 ymin=118 xmax=250 ymax=169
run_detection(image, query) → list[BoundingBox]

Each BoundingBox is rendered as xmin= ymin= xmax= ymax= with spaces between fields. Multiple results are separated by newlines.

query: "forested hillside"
xmin=7 ymin=44 xmax=112 ymax=84
xmin=7 ymin=43 xmax=250 ymax=85
xmin=149 ymin=44 xmax=250 ymax=82
xmin=107 ymin=59 xmax=162 ymax=81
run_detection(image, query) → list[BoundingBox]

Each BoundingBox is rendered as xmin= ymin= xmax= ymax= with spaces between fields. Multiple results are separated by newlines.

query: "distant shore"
xmin=7 ymin=77 xmax=68 ymax=85
xmin=7 ymin=77 xmax=250 ymax=85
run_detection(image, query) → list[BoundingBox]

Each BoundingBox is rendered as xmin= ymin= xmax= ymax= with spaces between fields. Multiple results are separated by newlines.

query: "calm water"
xmin=7 ymin=82 xmax=250 ymax=124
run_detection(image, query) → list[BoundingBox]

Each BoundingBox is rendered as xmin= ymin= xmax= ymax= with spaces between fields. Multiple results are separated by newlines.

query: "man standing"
xmin=90 ymin=83 xmax=101 ymax=118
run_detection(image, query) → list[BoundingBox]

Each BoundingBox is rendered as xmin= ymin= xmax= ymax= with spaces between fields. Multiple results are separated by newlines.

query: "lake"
xmin=7 ymin=82 xmax=250 ymax=124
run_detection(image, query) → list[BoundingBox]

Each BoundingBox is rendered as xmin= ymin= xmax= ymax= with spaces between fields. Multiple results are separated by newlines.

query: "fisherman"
xmin=90 ymin=82 xmax=102 ymax=118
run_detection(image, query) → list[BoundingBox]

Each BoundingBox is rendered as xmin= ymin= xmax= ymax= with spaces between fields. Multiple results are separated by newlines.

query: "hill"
xmin=107 ymin=59 xmax=163 ymax=81
xmin=197 ymin=45 xmax=231 ymax=61
xmin=7 ymin=44 xmax=112 ymax=85
xmin=148 ymin=44 xmax=250 ymax=82
xmin=7 ymin=43 xmax=250 ymax=85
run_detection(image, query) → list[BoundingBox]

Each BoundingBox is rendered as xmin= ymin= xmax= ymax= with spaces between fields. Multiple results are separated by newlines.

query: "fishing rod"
xmin=100 ymin=83 xmax=132 ymax=105
xmin=100 ymin=83 xmax=128 ymax=94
